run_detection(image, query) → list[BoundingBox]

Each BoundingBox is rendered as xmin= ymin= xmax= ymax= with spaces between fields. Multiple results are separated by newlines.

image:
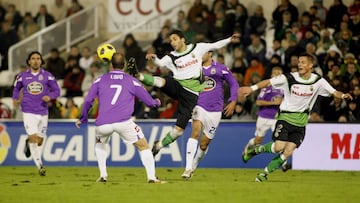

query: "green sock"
xmin=264 ymin=154 xmax=286 ymax=174
xmin=141 ymin=74 xmax=154 ymax=86
xmin=256 ymin=142 xmax=274 ymax=153
xmin=161 ymin=134 xmax=175 ymax=147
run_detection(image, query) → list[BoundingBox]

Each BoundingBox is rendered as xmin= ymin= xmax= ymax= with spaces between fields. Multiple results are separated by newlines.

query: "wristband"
xmin=250 ymin=85 xmax=258 ymax=91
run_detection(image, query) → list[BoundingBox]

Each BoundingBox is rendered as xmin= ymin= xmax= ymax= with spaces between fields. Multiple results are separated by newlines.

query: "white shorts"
xmin=23 ymin=112 xmax=48 ymax=137
xmin=96 ymin=119 xmax=145 ymax=144
xmin=192 ymin=106 xmax=222 ymax=139
xmin=255 ymin=116 xmax=276 ymax=137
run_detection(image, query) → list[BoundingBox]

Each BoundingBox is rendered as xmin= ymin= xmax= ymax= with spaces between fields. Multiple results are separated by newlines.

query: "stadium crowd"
xmin=0 ymin=0 xmax=359 ymax=122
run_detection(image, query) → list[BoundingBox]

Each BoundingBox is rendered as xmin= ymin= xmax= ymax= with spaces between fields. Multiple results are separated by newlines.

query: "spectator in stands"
xmin=245 ymin=34 xmax=266 ymax=64
xmin=191 ymin=14 xmax=210 ymax=41
xmin=315 ymin=28 xmax=334 ymax=56
xmin=298 ymin=12 xmax=313 ymax=38
xmin=231 ymin=57 xmax=247 ymax=78
xmin=326 ymin=63 xmax=341 ymax=81
xmin=66 ymin=0 xmax=83 ymax=17
xmin=272 ymin=0 xmax=299 ymax=28
xmin=284 ymin=34 xmax=305 ymax=66
xmin=322 ymin=97 xmax=348 ymax=121
xmin=213 ymin=47 xmax=232 ymax=68
xmin=298 ymin=30 xmax=319 ymax=50
xmin=123 ymin=33 xmax=146 ymax=72
xmin=182 ymin=21 xmax=196 ymax=43
xmin=265 ymin=39 xmax=285 ymax=66
xmin=79 ymin=46 xmax=93 ymax=71
xmin=67 ymin=45 xmax=82 ymax=63
xmin=325 ymin=0 xmax=348 ymax=30
xmin=224 ymin=3 xmax=248 ymax=38
xmin=243 ymin=57 xmax=265 ymax=86
xmin=352 ymin=85 xmax=360 ymax=104
xmin=63 ymin=63 xmax=85 ymax=97
xmin=211 ymin=6 xmax=226 ymax=41
xmin=46 ymin=48 xmax=66 ymax=79
xmin=346 ymin=99 xmax=360 ymax=121
xmin=61 ymin=97 xmax=80 ymax=119
xmin=0 ymin=20 xmax=19 ymax=71
xmin=187 ymin=0 xmax=208 ymax=24
xmin=51 ymin=0 xmax=68 ymax=21
xmin=348 ymin=10 xmax=360 ymax=39
xmin=342 ymin=62 xmax=360 ymax=86
xmin=340 ymin=53 xmax=360 ymax=75
xmin=5 ymin=4 xmax=22 ymax=30
xmin=81 ymin=62 xmax=102 ymax=95
xmin=264 ymin=55 xmax=283 ymax=80
xmin=34 ymin=4 xmax=55 ymax=30
xmin=245 ymin=5 xmax=266 ymax=38
xmin=152 ymin=25 xmax=172 ymax=58
xmin=312 ymin=0 xmax=328 ymax=26
xmin=174 ymin=10 xmax=187 ymax=31
xmin=274 ymin=11 xmax=292 ymax=41
xmin=337 ymin=30 xmax=360 ymax=56
xmin=17 ymin=12 xmax=39 ymax=40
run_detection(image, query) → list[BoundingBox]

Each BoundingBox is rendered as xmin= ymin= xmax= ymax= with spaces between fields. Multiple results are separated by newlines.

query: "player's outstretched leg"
xmin=126 ymin=57 xmax=139 ymax=77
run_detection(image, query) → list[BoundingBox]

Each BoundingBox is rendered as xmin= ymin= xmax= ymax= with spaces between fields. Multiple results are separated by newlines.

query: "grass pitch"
xmin=0 ymin=166 xmax=359 ymax=203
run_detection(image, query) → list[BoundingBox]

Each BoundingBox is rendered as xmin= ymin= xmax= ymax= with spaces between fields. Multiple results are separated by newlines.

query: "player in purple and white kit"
xmin=13 ymin=51 xmax=60 ymax=176
xmin=242 ymin=67 xmax=283 ymax=158
xmin=75 ymin=53 xmax=164 ymax=183
xmin=181 ymin=51 xmax=239 ymax=179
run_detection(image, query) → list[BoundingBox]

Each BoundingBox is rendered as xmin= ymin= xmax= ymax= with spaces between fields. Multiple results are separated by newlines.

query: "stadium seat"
xmin=57 ymin=96 xmax=67 ymax=106
xmin=73 ymin=96 xmax=84 ymax=107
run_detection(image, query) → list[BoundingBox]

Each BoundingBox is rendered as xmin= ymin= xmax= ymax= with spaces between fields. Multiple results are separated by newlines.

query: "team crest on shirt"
xmin=203 ymin=77 xmax=216 ymax=92
xmin=191 ymin=53 xmax=195 ymax=58
xmin=27 ymin=81 xmax=43 ymax=95
xmin=210 ymin=68 xmax=216 ymax=74
xmin=38 ymin=74 xmax=43 ymax=81
xmin=309 ymin=85 xmax=313 ymax=91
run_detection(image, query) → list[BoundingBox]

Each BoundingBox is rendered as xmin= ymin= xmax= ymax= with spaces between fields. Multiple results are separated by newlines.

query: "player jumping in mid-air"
xmin=127 ymin=29 xmax=240 ymax=157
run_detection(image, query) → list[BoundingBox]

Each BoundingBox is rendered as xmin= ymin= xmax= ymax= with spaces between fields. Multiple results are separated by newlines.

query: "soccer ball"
xmin=97 ymin=43 xmax=116 ymax=62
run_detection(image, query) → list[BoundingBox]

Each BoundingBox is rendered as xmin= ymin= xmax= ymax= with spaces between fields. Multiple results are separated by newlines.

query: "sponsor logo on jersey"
xmin=27 ymin=81 xmax=44 ymax=95
xmin=203 ymin=77 xmax=216 ymax=91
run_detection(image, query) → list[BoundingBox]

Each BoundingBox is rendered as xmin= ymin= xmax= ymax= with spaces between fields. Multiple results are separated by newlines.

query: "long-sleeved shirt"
xmin=197 ymin=61 xmax=239 ymax=112
xmin=153 ymin=37 xmax=231 ymax=93
xmin=13 ymin=68 xmax=60 ymax=115
xmin=79 ymin=70 xmax=160 ymax=126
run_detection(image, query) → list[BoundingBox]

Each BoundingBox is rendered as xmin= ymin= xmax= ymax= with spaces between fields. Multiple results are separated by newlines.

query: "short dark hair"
xmin=168 ymin=29 xmax=185 ymax=39
xmin=111 ymin=53 xmax=125 ymax=70
xmin=299 ymin=52 xmax=317 ymax=65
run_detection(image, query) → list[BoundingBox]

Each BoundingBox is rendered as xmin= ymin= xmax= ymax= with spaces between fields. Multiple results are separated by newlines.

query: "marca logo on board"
xmin=331 ymin=133 xmax=360 ymax=159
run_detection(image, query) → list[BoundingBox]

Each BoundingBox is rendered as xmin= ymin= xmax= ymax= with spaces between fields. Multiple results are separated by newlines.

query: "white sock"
xmin=248 ymin=138 xmax=255 ymax=146
xmin=140 ymin=149 xmax=156 ymax=180
xmin=29 ymin=143 xmax=43 ymax=169
xmin=153 ymin=76 xmax=164 ymax=88
xmin=185 ymin=138 xmax=198 ymax=170
xmin=95 ymin=143 xmax=108 ymax=178
xmin=192 ymin=146 xmax=208 ymax=171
